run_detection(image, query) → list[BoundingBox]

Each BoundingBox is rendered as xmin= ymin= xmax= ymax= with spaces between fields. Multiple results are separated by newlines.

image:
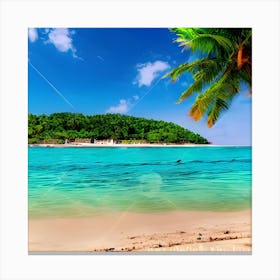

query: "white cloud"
xmin=97 ymin=55 xmax=104 ymax=61
xmin=106 ymin=99 xmax=130 ymax=114
xmin=135 ymin=60 xmax=170 ymax=87
xmin=47 ymin=28 xmax=78 ymax=58
xmin=28 ymin=28 xmax=38 ymax=42
xmin=133 ymin=95 xmax=139 ymax=101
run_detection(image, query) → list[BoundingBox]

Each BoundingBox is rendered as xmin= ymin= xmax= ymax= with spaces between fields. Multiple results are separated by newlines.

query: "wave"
xmin=190 ymin=159 xmax=251 ymax=164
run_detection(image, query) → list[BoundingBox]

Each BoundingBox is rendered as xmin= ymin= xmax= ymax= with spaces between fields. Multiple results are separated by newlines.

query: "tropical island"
xmin=28 ymin=113 xmax=209 ymax=145
xmin=27 ymin=27 xmax=252 ymax=254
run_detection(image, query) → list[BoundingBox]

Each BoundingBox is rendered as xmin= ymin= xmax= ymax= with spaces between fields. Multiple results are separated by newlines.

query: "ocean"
xmin=28 ymin=146 xmax=252 ymax=218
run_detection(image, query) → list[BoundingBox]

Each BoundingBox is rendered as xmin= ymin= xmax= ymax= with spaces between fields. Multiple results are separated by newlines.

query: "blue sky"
xmin=28 ymin=28 xmax=252 ymax=145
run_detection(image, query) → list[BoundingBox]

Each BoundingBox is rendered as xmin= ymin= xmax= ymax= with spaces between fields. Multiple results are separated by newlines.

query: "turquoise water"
xmin=28 ymin=147 xmax=251 ymax=218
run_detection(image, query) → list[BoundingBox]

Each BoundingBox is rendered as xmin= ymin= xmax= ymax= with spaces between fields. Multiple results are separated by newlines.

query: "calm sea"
xmin=28 ymin=147 xmax=252 ymax=218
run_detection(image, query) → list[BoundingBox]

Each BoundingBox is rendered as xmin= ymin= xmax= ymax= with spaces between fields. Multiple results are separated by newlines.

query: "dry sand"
xmin=29 ymin=210 xmax=251 ymax=253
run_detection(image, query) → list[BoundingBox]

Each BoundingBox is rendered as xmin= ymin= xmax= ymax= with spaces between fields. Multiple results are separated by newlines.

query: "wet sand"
xmin=29 ymin=210 xmax=251 ymax=253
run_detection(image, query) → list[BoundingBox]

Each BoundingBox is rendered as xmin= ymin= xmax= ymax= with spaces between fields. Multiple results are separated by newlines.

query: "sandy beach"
xmin=29 ymin=210 xmax=251 ymax=253
xmin=29 ymin=143 xmax=213 ymax=148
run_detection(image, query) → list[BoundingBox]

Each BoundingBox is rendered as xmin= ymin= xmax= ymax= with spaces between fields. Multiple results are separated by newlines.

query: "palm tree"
xmin=164 ymin=28 xmax=252 ymax=127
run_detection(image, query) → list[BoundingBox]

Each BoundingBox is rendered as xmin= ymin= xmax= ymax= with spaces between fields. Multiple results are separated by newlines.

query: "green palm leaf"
xmin=164 ymin=28 xmax=252 ymax=126
xmin=188 ymin=63 xmax=240 ymax=126
xmin=206 ymin=90 xmax=236 ymax=127
xmin=163 ymin=58 xmax=223 ymax=81
xmin=178 ymin=34 xmax=234 ymax=55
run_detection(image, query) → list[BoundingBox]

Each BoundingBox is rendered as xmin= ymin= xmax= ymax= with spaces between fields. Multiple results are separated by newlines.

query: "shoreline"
xmin=29 ymin=209 xmax=251 ymax=253
xmin=28 ymin=143 xmax=251 ymax=148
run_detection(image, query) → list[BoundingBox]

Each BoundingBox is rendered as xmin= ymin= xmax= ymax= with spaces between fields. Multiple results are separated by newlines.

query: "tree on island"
xmin=28 ymin=113 xmax=209 ymax=144
xmin=164 ymin=28 xmax=252 ymax=127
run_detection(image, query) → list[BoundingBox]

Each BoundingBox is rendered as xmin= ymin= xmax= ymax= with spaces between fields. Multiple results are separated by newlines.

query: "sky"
xmin=28 ymin=28 xmax=252 ymax=145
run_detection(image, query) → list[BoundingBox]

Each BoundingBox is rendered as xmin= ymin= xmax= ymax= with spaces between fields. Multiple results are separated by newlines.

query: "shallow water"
xmin=28 ymin=147 xmax=252 ymax=217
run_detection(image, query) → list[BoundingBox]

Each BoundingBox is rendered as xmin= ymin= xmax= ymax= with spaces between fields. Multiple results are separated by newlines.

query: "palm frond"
xmin=188 ymin=65 xmax=239 ymax=123
xmin=163 ymin=58 xmax=223 ymax=81
xmin=190 ymin=35 xmax=234 ymax=55
xmin=189 ymin=94 xmax=212 ymax=121
xmin=170 ymin=28 xmax=203 ymax=41
xmin=206 ymin=91 xmax=235 ymax=127
xmin=240 ymin=64 xmax=252 ymax=86
xmin=172 ymin=28 xmax=235 ymax=56
xmin=176 ymin=79 xmax=205 ymax=104
xmin=165 ymin=28 xmax=252 ymax=127
xmin=175 ymin=62 xmax=224 ymax=103
xmin=162 ymin=62 xmax=191 ymax=81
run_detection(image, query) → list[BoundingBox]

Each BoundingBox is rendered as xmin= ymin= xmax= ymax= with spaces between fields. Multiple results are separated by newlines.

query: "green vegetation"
xmin=28 ymin=113 xmax=208 ymax=144
xmin=164 ymin=28 xmax=252 ymax=127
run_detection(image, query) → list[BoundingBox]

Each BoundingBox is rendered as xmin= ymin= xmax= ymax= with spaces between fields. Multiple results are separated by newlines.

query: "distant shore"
xmin=29 ymin=209 xmax=251 ymax=253
xmin=29 ymin=143 xmax=210 ymax=148
xmin=27 ymin=143 xmax=250 ymax=148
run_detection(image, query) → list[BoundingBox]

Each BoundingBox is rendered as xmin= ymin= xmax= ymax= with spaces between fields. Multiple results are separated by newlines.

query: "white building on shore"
xmin=93 ymin=139 xmax=115 ymax=145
